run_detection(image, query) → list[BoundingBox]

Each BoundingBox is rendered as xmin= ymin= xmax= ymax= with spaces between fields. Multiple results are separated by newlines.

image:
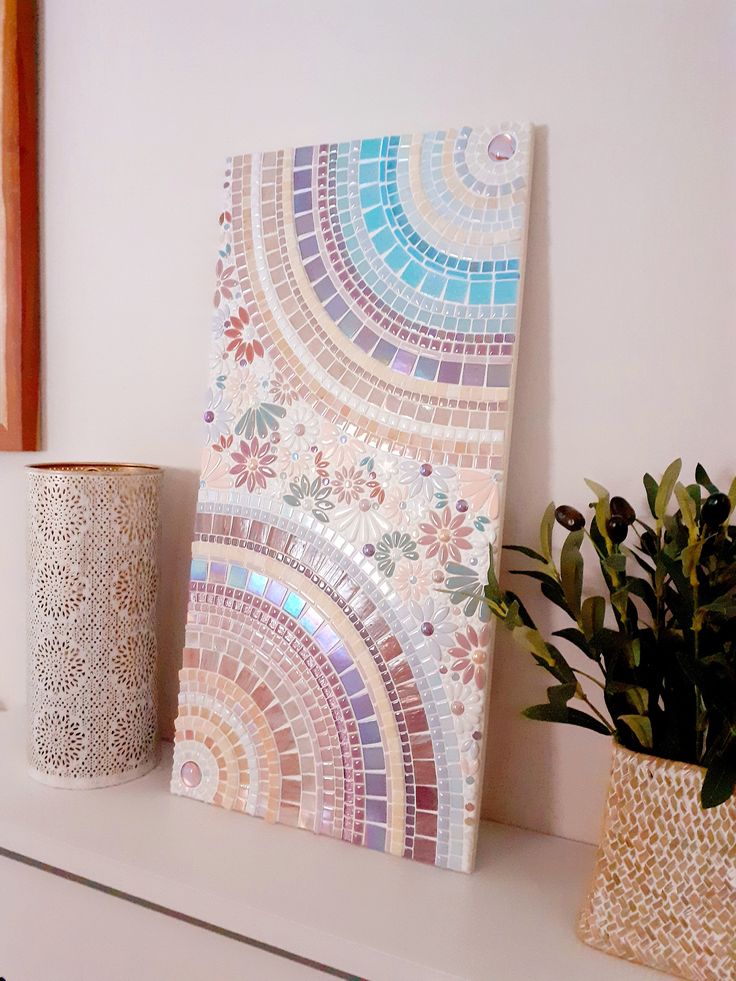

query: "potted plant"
xmin=469 ymin=459 xmax=736 ymax=981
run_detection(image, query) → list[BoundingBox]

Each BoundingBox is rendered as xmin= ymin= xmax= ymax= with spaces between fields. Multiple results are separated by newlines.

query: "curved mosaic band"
xmin=172 ymin=124 xmax=533 ymax=871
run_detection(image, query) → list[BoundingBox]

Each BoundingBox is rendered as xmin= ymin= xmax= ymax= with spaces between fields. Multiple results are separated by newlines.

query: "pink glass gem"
xmin=204 ymin=411 xmax=215 ymax=423
xmin=432 ymin=570 xmax=444 ymax=584
xmin=455 ymin=499 xmax=469 ymax=513
xmin=362 ymin=543 xmax=375 ymax=557
xmin=419 ymin=463 xmax=433 ymax=477
xmin=451 ymin=700 xmax=465 ymax=716
xmin=294 ymin=423 xmax=306 ymax=436
xmin=180 ymin=761 xmax=202 ymax=788
xmin=420 ymin=621 xmax=434 ymax=636
xmin=487 ymin=132 xmax=517 ymax=161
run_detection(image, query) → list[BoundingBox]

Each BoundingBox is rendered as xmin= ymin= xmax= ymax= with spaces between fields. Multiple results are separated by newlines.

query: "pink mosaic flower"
xmin=213 ymin=258 xmax=237 ymax=307
xmin=270 ymin=371 xmax=299 ymax=406
xmin=448 ymin=623 xmax=492 ymax=690
xmin=457 ymin=468 xmax=501 ymax=517
xmin=225 ymin=307 xmax=264 ymax=364
xmin=392 ymin=559 xmax=434 ymax=602
xmin=418 ymin=507 xmax=473 ymax=564
xmin=332 ymin=466 xmax=366 ymax=504
xmin=230 ymin=438 xmax=277 ymax=492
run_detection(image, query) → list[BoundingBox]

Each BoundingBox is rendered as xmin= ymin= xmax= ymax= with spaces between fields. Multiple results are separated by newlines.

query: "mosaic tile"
xmin=171 ymin=124 xmax=533 ymax=872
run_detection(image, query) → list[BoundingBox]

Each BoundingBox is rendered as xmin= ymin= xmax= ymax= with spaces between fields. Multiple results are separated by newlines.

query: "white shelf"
xmin=0 ymin=707 xmax=670 ymax=980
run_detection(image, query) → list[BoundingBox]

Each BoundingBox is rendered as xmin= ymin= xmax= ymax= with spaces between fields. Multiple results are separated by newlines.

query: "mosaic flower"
xmin=225 ymin=306 xmax=264 ymax=364
xmin=458 ymin=468 xmax=501 ymax=517
xmin=408 ymin=596 xmax=457 ymax=659
xmin=211 ymin=306 xmax=228 ymax=339
xmin=34 ymin=637 xmax=87 ymax=694
xmin=224 ymin=366 xmax=267 ymax=414
xmin=418 ymin=507 xmax=473 ymax=564
xmin=213 ymin=258 xmax=236 ymax=308
xmin=320 ymin=423 xmax=360 ymax=468
xmin=276 ymin=444 xmax=310 ymax=480
xmin=200 ymin=445 xmax=234 ymax=489
xmin=230 ymin=438 xmax=277 ymax=492
xmin=113 ymin=558 xmax=156 ymax=619
xmin=448 ymin=623 xmax=492 ymax=690
xmin=392 ymin=559 xmax=434 ymax=602
xmin=382 ymin=483 xmax=422 ymax=530
xmin=33 ymin=710 xmax=86 ymax=771
xmin=331 ymin=496 xmax=389 ymax=541
xmin=33 ymin=562 xmax=86 ymax=621
xmin=374 ymin=532 xmax=419 ymax=577
xmin=32 ymin=479 xmax=86 ymax=546
xmin=280 ymin=404 xmax=321 ymax=453
xmin=110 ymin=700 xmax=156 ymax=765
xmin=283 ymin=475 xmax=334 ymax=523
xmin=203 ymin=386 xmax=234 ymax=444
xmin=331 ymin=466 xmax=366 ymax=505
xmin=444 ymin=562 xmax=491 ymax=622
xmin=113 ymin=630 xmax=156 ymax=690
xmin=270 ymin=371 xmax=299 ymax=407
xmin=447 ymin=682 xmax=482 ymax=738
xmin=234 ymin=401 xmax=286 ymax=439
xmin=399 ymin=459 xmax=454 ymax=503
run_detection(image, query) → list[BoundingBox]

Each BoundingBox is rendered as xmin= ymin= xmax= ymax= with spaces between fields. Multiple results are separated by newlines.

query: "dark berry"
xmin=639 ymin=530 xmax=658 ymax=556
xmin=610 ymin=496 xmax=636 ymax=525
xmin=701 ymin=492 xmax=731 ymax=528
xmin=555 ymin=505 xmax=585 ymax=531
xmin=606 ymin=515 xmax=628 ymax=544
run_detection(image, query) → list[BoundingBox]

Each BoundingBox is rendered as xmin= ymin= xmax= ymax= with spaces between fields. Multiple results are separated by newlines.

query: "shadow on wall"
xmin=481 ymin=125 xmax=558 ymax=837
xmin=156 ymin=466 xmax=200 ymax=741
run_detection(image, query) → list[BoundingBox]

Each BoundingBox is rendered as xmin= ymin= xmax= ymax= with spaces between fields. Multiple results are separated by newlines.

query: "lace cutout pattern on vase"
xmin=27 ymin=467 xmax=162 ymax=789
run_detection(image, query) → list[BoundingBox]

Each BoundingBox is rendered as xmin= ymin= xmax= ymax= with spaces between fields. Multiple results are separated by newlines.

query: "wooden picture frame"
xmin=0 ymin=0 xmax=38 ymax=451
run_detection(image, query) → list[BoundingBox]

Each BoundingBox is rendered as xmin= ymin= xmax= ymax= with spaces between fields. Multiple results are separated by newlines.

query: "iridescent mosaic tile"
xmin=171 ymin=124 xmax=533 ymax=872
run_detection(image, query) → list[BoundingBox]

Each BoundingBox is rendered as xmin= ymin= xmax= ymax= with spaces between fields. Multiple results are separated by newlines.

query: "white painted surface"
xmin=0 ymin=708 xmax=672 ymax=981
xmin=0 ymin=855 xmax=320 ymax=980
xmin=0 ymin=0 xmax=733 ymax=844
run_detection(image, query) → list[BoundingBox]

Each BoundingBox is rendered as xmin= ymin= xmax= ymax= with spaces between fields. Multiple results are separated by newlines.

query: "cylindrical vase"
xmin=27 ymin=463 xmax=162 ymax=788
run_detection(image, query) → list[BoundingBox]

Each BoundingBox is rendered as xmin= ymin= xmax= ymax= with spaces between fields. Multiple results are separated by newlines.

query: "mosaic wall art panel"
xmin=171 ymin=124 xmax=534 ymax=872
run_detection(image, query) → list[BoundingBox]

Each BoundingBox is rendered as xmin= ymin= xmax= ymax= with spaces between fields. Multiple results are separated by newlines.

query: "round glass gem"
xmin=180 ymin=761 xmax=202 ymax=788
xmin=362 ymin=543 xmax=376 ymax=557
xmin=487 ymin=132 xmax=517 ymax=161
xmin=420 ymin=621 xmax=435 ymax=636
xmin=419 ymin=463 xmax=433 ymax=477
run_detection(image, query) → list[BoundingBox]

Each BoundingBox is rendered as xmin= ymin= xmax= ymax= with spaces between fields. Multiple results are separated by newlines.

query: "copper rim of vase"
xmin=26 ymin=462 xmax=162 ymax=476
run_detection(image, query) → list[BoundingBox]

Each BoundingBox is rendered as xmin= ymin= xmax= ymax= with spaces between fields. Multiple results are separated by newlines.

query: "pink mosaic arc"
xmin=171 ymin=124 xmax=534 ymax=872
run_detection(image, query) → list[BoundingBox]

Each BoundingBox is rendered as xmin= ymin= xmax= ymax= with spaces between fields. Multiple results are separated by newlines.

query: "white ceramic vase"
xmin=27 ymin=463 xmax=162 ymax=788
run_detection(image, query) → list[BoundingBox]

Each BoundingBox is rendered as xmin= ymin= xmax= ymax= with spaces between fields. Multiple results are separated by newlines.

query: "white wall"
xmin=1 ymin=0 xmax=733 ymax=845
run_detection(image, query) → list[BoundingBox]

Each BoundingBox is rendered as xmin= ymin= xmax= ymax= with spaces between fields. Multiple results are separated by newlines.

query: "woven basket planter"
xmin=578 ymin=740 xmax=736 ymax=980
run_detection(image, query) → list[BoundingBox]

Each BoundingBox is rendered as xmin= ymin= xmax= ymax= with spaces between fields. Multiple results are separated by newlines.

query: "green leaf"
xmin=607 ymin=682 xmax=648 ymax=714
xmin=618 ymin=714 xmax=653 ymax=749
xmin=654 ymin=458 xmax=682 ymax=519
xmin=539 ymin=502 xmax=555 ymax=562
xmin=581 ymin=596 xmax=606 ymax=640
xmin=503 ymin=544 xmax=549 ymax=564
xmin=701 ymin=750 xmax=736 ymax=809
xmin=681 ymin=540 xmax=704 ymax=577
xmin=552 ymin=627 xmax=594 ymax=658
xmin=695 ymin=463 xmax=718 ymax=495
xmin=547 ymin=682 xmax=577 ymax=708
xmin=523 ymin=702 xmax=611 ymax=735
xmin=643 ymin=472 xmax=658 ymax=518
xmin=585 ymin=478 xmax=611 ymax=538
xmin=729 ymin=476 xmax=736 ymax=517
xmin=604 ymin=553 xmax=627 ymax=574
xmin=560 ymin=529 xmax=584 ymax=618
xmin=485 ymin=547 xmax=503 ymax=602
xmin=675 ymin=482 xmax=697 ymax=537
